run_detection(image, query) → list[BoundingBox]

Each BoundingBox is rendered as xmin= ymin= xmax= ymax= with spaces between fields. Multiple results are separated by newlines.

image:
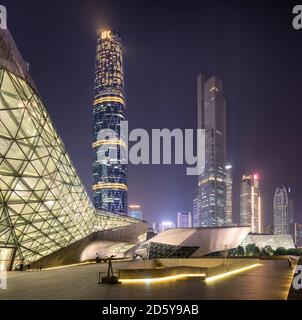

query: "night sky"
xmin=3 ymin=0 xmax=302 ymax=227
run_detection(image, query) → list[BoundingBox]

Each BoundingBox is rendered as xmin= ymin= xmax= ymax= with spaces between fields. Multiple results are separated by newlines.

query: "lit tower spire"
xmin=92 ymin=30 xmax=127 ymax=214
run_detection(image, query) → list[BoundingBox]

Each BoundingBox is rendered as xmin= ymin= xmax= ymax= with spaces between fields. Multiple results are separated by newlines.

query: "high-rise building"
xmin=92 ymin=30 xmax=127 ymax=214
xmin=240 ymin=174 xmax=262 ymax=233
xmin=273 ymin=186 xmax=294 ymax=235
xmin=192 ymin=192 xmax=201 ymax=227
xmin=225 ymin=164 xmax=233 ymax=225
xmin=294 ymin=223 xmax=302 ymax=248
xmin=177 ymin=212 xmax=192 ymax=228
xmin=196 ymin=74 xmax=227 ymax=227
xmin=128 ymin=204 xmax=143 ymax=220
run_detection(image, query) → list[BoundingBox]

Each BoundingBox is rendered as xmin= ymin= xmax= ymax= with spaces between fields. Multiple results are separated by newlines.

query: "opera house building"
xmin=0 ymin=29 xmax=147 ymax=271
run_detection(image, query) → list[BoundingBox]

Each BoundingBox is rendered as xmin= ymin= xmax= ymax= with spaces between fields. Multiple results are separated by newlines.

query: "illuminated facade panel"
xmin=225 ymin=164 xmax=233 ymax=225
xmin=241 ymin=234 xmax=295 ymax=250
xmin=128 ymin=204 xmax=143 ymax=220
xmin=92 ymin=30 xmax=127 ymax=215
xmin=0 ymin=29 xmax=142 ymax=270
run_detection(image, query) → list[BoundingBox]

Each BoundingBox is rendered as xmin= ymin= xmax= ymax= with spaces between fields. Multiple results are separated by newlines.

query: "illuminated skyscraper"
xmin=225 ymin=164 xmax=233 ymax=225
xmin=128 ymin=204 xmax=143 ymax=220
xmin=192 ymin=191 xmax=201 ymax=227
xmin=177 ymin=212 xmax=192 ymax=228
xmin=196 ymin=74 xmax=227 ymax=227
xmin=240 ymin=174 xmax=262 ymax=233
xmin=273 ymin=186 xmax=294 ymax=235
xmin=92 ymin=30 xmax=127 ymax=214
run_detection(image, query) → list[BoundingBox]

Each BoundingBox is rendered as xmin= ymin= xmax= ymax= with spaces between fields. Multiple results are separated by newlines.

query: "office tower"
xmin=196 ymin=74 xmax=227 ymax=227
xmin=294 ymin=223 xmax=302 ymax=248
xmin=159 ymin=221 xmax=176 ymax=233
xmin=192 ymin=192 xmax=201 ymax=227
xmin=0 ymin=29 xmax=145 ymax=270
xmin=273 ymin=186 xmax=294 ymax=235
xmin=225 ymin=164 xmax=233 ymax=225
xmin=92 ymin=30 xmax=127 ymax=214
xmin=240 ymin=174 xmax=262 ymax=233
xmin=128 ymin=204 xmax=143 ymax=220
xmin=177 ymin=212 xmax=192 ymax=228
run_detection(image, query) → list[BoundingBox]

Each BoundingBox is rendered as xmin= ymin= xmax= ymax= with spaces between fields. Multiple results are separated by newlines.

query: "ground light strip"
xmin=205 ymin=263 xmax=262 ymax=283
xmin=120 ymin=273 xmax=206 ymax=284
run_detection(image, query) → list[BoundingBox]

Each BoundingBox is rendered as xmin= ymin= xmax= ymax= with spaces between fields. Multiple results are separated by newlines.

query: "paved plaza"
xmin=0 ymin=259 xmax=296 ymax=300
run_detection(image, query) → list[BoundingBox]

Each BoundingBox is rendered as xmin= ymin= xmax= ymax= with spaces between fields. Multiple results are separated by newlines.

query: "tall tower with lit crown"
xmin=196 ymin=74 xmax=227 ymax=227
xmin=240 ymin=174 xmax=262 ymax=233
xmin=273 ymin=186 xmax=294 ymax=235
xmin=92 ymin=30 xmax=127 ymax=214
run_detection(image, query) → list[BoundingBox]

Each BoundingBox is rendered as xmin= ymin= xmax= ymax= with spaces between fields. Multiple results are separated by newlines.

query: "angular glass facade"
xmin=0 ymin=30 xmax=139 ymax=270
xmin=140 ymin=242 xmax=199 ymax=259
xmin=92 ymin=30 xmax=127 ymax=215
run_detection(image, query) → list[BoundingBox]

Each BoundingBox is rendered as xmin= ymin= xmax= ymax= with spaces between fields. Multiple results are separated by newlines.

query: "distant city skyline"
xmin=3 ymin=0 xmax=301 ymax=226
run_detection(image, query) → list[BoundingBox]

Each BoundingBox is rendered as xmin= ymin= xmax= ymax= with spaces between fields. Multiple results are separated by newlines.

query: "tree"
xmin=261 ymin=245 xmax=274 ymax=256
xmin=236 ymin=245 xmax=245 ymax=256
xmin=245 ymin=243 xmax=261 ymax=256
xmin=287 ymin=248 xmax=298 ymax=256
xmin=274 ymin=247 xmax=288 ymax=256
xmin=296 ymin=248 xmax=302 ymax=256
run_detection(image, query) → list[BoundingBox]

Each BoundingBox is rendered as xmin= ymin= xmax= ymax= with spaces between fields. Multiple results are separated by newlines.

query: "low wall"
xmin=118 ymin=258 xmax=260 ymax=280
xmin=205 ymin=259 xmax=259 ymax=278
xmin=119 ymin=266 xmax=207 ymax=279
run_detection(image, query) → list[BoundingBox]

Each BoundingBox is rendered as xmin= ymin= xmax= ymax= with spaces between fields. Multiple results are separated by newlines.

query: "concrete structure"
xmin=240 ymin=234 xmax=295 ymax=250
xmin=177 ymin=212 xmax=192 ymax=228
xmin=240 ymin=174 xmax=262 ymax=233
xmin=30 ymin=221 xmax=147 ymax=269
xmin=0 ymin=29 xmax=147 ymax=271
xmin=135 ymin=226 xmax=251 ymax=259
xmin=196 ymin=74 xmax=227 ymax=227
